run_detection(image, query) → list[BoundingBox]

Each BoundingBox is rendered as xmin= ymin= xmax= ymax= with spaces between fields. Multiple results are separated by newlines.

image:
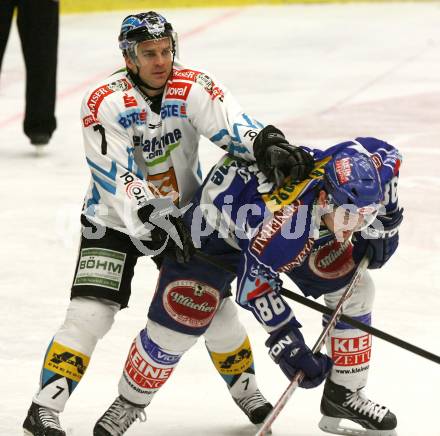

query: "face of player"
xmin=318 ymin=190 xmax=375 ymax=241
xmin=322 ymin=207 xmax=361 ymax=241
xmin=126 ymin=37 xmax=173 ymax=96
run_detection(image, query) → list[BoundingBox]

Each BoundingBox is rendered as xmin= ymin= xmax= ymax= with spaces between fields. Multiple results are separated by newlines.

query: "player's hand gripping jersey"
xmin=194 ymin=137 xmax=402 ymax=332
xmin=80 ymin=60 xmax=263 ymax=240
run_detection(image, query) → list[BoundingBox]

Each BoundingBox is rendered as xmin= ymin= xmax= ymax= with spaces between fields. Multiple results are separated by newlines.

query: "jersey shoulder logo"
xmin=171 ymin=68 xmax=224 ymax=101
xmin=87 ymin=78 xmax=133 ymax=119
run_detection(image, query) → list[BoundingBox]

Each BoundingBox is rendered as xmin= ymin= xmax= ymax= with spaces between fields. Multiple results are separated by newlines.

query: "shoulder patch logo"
xmin=172 ymin=68 xmax=200 ymax=81
xmin=82 ymin=114 xmax=96 ymax=128
xmin=108 ymin=78 xmax=131 ymax=92
xmin=87 ymin=78 xmax=132 ymax=118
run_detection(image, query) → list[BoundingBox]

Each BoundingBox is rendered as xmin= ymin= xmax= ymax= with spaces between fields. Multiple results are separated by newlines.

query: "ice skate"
xmin=23 ymin=402 xmax=66 ymax=436
xmin=319 ymin=379 xmax=397 ymax=436
xmin=234 ymin=388 xmax=273 ymax=431
xmin=30 ymin=133 xmax=51 ymax=146
xmin=93 ymin=395 xmax=146 ymax=436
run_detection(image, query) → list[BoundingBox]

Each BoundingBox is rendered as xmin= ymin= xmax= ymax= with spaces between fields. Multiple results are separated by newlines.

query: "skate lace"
xmin=236 ymin=390 xmax=267 ymax=413
xmin=38 ymin=406 xmax=63 ymax=430
xmin=99 ymin=397 xmax=146 ymax=434
xmin=344 ymin=390 xmax=388 ymax=422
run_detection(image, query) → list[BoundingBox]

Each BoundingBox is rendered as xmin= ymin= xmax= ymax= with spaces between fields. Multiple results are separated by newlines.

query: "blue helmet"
xmin=118 ymin=12 xmax=176 ymax=57
xmin=324 ymin=151 xmax=383 ymax=209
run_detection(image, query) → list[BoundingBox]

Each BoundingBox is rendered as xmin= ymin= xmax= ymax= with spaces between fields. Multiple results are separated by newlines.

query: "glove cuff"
xmin=266 ymin=318 xmax=305 ymax=362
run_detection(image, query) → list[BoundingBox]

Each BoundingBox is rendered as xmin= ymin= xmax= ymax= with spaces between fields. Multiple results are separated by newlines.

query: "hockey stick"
xmin=255 ymin=255 xmax=370 ymax=436
xmin=194 ymin=250 xmax=440 ymax=365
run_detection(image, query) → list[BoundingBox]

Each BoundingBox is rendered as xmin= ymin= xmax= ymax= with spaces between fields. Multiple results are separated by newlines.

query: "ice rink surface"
xmin=1 ymin=3 xmax=440 ymax=435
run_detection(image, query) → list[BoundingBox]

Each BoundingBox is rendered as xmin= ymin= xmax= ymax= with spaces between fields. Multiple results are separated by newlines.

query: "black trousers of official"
xmin=0 ymin=0 xmax=58 ymax=138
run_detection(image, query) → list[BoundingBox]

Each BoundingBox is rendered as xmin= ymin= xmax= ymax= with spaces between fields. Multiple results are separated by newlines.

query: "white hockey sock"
xmin=33 ymin=297 xmax=118 ymax=412
xmin=118 ymin=328 xmax=184 ymax=406
xmin=326 ymin=327 xmax=372 ymax=391
xmin=324 ymin=272 xmax=375 ymax=391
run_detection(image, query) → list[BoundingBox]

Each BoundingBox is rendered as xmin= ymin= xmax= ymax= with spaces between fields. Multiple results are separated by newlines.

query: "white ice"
xmin=0 ymin=3 xmax=439 ymax=435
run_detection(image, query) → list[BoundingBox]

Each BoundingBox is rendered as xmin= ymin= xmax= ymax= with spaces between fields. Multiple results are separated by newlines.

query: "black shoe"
xmin=319 ymin=379 xmax=397 ymax=435
xmin=23 ymin=402 xmax=66 ymax=436
xmin=30 ymin=133 xmax=51 ymax=146
xmin=94 ymin=396 xmax=146 ymax=436
xmin=233 ymin=389 xmax=273 ymax=425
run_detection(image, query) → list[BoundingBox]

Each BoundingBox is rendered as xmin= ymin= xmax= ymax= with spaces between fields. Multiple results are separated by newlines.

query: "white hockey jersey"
xmin=80 ymin=61 xmax=264 ymax=240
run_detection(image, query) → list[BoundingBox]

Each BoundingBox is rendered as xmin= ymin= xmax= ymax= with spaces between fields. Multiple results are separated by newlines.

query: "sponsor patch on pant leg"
xmin=73 ymin=248 xmax=126 ymax=290
xmin=162 ymin=279 xmax=220 ymax=328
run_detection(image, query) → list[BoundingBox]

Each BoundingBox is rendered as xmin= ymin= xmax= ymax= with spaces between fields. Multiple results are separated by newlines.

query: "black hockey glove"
xmin=253 ymin=125 xmax=314 ymax=186
xmin=265 ymin=320 xmax=332 ymax=389
xmin=138 ymin=199 xmax=195 ymax=264
xmin=352 ymin=208 xmax=403 ymax=269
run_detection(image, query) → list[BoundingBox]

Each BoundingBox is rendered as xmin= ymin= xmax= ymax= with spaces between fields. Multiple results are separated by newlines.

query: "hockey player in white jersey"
xmin=22 ymin=11 xmax=314 ymax=436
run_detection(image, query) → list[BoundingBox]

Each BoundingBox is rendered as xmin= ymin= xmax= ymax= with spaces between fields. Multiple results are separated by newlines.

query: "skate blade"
xmin=33 ymin=145 xmax=48 ymax=157
xmin=319 ymin=416 xmax=397 ymax=436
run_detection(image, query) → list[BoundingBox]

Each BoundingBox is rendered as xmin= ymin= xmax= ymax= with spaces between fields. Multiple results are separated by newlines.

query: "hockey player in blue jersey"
xmin=95 ymin=136 xmax=402 ymax=436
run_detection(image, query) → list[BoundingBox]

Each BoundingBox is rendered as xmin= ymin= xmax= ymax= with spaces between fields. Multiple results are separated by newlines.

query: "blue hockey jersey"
xmin=194 ymin=137 xmax=401 ymax=330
